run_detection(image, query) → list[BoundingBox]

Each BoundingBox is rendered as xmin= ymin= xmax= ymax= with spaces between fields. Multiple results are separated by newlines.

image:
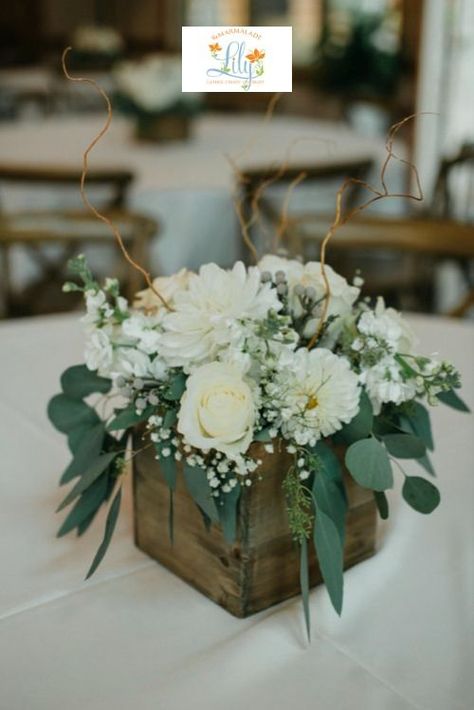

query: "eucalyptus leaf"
xmin=60 ymin=422 xmax=105 ymax=485
xmin=402 ymin=476 xmax=440 ymax=514
xmin=299 ymin=538 xmax=311 ymax=641
xmin=164 ymin=372 xmax=187 ymax=401
xmin=345 ymin=438 xmax=393 ymax=491
xmin=61 ymin=365 xmax=111 ymax=399
xmin=373 ymin=491 xmax=389 ymax=520
xmin=401 ymin=402 xmax=434 ymax=451
xmin=57 ymin=474 xmax=109 ymax=537
xmin=338 ymin=389 xmax=373 ymax=444
xmin=162 ymin=408 xmax=178 ymax=428
xmin=383 ymin=433 xmax=426 ymax=459
xmin=218 ymin=484 xmax=241 ymax=544
xmin=313 ymin=508 xmax=344 ymax=615
xmin=312 ymin=442 xmax=347 ymax=545
xmin=48 ymin=394 xmax=100 ymax=434
xmin=107 ymin=404 xmax=154 ymax=431
xmin=183 ymin=464 xmax=219 ymax=524
xmin=436 ymin=389 xmax=470 ymax=412
xmin=155 ymin=446 xmax=177 ymax=491
xmin=67 ymin=425 xmax=95 ymax=455
xmin=253 ymin=428 xmax=272 ymax=443
xmin=416 ymin=452 xmax=436 ymax=477
xmin=85 ymin=487 xmax=122 ymax=579
xmin=57 ymin=452 xmax=119 ymax=512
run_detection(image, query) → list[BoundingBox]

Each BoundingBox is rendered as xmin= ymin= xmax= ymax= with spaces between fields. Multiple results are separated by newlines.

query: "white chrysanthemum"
xmin=258 ymin=254 xmax=359 ymax=334
xmin=267 ymin=347 xmax=360 ymax=446
xmin=160 ymin=262 xmax=281 ymax=369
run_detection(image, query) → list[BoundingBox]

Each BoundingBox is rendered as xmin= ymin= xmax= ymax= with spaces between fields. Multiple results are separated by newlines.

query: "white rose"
xmin=177 ymin=362 xmax=256 ymax=457
xmin=133 ymin=268 xmax=191 ymax=313
xmin=258 ymin=254 xmax=359 ymax=328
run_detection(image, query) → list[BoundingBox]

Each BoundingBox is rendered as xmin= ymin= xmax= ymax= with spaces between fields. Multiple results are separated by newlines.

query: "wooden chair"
xmin=239 ymin=157 xmax=373 ymax=258
xmin=283 ymin=143 xmax=474 ymax=313
xmin=0 ymin=165 xmax=158 ymax=317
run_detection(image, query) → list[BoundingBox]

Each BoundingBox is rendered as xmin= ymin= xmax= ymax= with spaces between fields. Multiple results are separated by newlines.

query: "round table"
xmin=0 ymin=312 xmax=472 ymax=710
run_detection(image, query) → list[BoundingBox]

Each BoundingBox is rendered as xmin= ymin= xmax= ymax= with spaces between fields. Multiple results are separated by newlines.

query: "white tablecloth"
xmin=1 ymin=313 xmax=472 ymax=710
xmin=0 ymin=113 xmax=391 ymax=278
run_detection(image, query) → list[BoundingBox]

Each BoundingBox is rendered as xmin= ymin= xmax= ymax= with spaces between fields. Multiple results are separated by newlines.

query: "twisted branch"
xmin=307 ymin=113 xmax=427 ymax=349
xmin=61 ymin=47 xmax=171 ymax=310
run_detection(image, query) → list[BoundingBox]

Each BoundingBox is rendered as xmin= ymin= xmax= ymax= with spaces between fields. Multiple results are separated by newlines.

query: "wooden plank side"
xmin=133 ymin=436 xmax=377 ymax=618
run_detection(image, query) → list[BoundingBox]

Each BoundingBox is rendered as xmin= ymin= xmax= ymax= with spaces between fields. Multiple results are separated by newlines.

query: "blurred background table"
xmin=0 ymin=311 xmax=472 ymax=710
xmin=0 ymin=112 xmax=387 ymax=275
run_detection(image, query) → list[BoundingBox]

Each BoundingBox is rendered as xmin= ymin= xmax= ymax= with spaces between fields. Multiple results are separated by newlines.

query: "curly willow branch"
xmin=307 ymin=113 xmax=428 ymax=350
xmin=61 ymin=47 xmax=171 ymax=310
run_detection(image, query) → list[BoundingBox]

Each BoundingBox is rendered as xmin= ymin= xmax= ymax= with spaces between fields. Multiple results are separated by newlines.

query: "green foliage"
xmin=57 ymin=474 xmax=109 ymax=538
xmin=253 ymin=428 xmax=273 ymax=443
xmin=373 ymin=491 xmax=389 ymax=520
xmin=183 ymin=464 xmax=220 ymax=524
xmin=402 ymin=476 xmax=440 ymax=514
xmin=218 ymin=483 xmax=241 ymax=544
xmin=282 ymin=468 xmax=313 ymax=544
xmin=313 ymin=507 xmax=344 ymax=615
xmin=48 ymin=394 xmax=100 ymax=434
xmin=154 ymin=445 xmax=177 ymax=491
xmin=382 ymin=433 xmax=426 ymax=460
xmin=85 ymin=487 xmax=122 ymax=579
xmin=345 ymin=437 xmax=393 ymax=491
xmin=60 ymin=422 xmax=105 ymax=485
xmin=311 ymin=442 xmax=347 ymax=545
xmin=107 ymin=403 xmax=154 ymax=431
xmin=436 ymin=389 xmax=470 ymax=412
xmin=400 ymin=401 xmax=434 ymax=451
xmin=163 ymin=372 xmax=187 ymax=402
xmin=337 ymin=390 xmax=373 ymax=444
xmin=299 ymin=538 xmax=311 ymax=641
xmin=61 ymin=365 xmax=111 ymax=399
xmin=56 ymin=452 xmax=120 ymax=512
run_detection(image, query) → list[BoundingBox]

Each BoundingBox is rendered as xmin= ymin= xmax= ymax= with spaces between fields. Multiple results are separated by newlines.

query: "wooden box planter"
xmin=133 ymin=441 xmax=377 ymax=617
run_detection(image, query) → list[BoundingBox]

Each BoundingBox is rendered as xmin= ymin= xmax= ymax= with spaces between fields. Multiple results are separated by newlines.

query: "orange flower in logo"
xmin=209 ymin=43 xmax=222 ymax=53
xmin=246 ymin=48 xmax=265 ymax=63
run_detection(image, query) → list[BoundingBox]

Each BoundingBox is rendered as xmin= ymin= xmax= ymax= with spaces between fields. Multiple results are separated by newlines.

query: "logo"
xmin=182 ymin=27 xmax=292 ymax=93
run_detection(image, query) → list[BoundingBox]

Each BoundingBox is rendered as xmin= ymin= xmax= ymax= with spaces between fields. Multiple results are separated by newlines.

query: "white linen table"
xmin=0 ymin=313 xmax=472 ymax=710
xmin=0 ymin=113 xmax=390 ymax=278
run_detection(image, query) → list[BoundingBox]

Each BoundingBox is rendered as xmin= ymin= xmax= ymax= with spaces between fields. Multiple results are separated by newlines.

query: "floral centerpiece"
xmin=113 ymin=55 xmax=200 ymax=141
xmin=68 ymin=26 xmax=124 ymax=70
xmin=48 ymin=250 xmax=468 ymax=633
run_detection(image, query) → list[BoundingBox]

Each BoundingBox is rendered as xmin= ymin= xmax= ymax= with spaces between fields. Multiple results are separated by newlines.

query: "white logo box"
xmin=182 ymin=26 xmax=292 ymax=93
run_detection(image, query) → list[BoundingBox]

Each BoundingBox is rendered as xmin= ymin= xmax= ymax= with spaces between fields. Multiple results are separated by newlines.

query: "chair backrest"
xmin=430 ymin=143 xmax=474 ymax=222
xmin=0 ymin=164 xmax=134 ymax=210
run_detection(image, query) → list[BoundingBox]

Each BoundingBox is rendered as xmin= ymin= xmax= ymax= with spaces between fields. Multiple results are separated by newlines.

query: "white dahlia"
xmin=267 ymin=347 xmax=360 ymax=446
xmin=159 ymin=262 xmax=280 ymax=369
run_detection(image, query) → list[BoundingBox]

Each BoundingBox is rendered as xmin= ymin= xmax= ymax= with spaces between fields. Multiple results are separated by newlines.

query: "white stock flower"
xmin=122 ymin=313 xmax=161 ymax=355
xmin=361 ymin=360 xmax=417 ymax=415
xmin=111 ymin=348 xmax=151 ymax=379
xmin=160 ymin=262 xmax=280 ymax=369
xmin=133 ymin=269 xmax=190 ymax=313
xmin=267 ymin=347 xmax=360 ymax=446
xmin=258 ymin=254 xmax=359 ymax=329
xmin=84 ymin=330 xmax=113 ymax=375
xmin=358 ymin=297 xmax=416 ymax=353
xmin=178 ymin=362 xmax=256 ymax=457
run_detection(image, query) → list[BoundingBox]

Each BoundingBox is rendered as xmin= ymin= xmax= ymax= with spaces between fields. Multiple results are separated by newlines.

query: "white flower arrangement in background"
xmin=114 ymin=55 xmax=193 ymax=114
xmin=73 ymin=26 xmax=124 ymax=55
